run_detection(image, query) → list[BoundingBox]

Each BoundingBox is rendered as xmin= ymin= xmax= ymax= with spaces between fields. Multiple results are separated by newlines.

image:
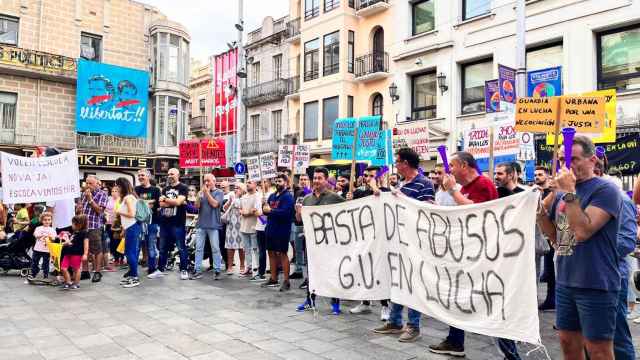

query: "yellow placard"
xmin=558 ymin=96 xmax=605 ymax=133
xmin=47 ymin=242 xmax=62 ymax=272
xmin=546 ymin=89 xmax=616 ymax=144
xmin=515 ymin=97 xmax=560 ymax=133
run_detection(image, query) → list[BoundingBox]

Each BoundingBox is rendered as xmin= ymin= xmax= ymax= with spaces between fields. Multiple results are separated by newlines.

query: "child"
xmin=61 ymin=215 xmax=89 ymax=290
xmin=13 ymin=203 xmax=30 ymax=237
xmin=30 ymin=212 xmax=56 ymax=280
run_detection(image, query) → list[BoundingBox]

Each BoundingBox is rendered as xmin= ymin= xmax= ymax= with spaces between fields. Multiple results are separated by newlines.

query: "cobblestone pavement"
xmin=0 ymin=268 xmax=638 ymax=360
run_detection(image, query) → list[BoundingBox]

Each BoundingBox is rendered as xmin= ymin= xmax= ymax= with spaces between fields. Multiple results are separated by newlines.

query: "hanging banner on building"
xmin=259 ymin=153 xmax=277 ymax=179
xmin=485 ymin=79 xmax=500 ymax=113
xmin=528 ymin=66 xmax=562 ymax=98
xmin=302 ymin=190 xmax=541 ymax=345
xmin=213 ymin=49 xmax=238 ymax=136
xmin=246 ymin=156 xmax=261 ymax=182
xmin=464 ymin=124 xmax=519 ymax=172
xmin=498 ymin=64 xmax=517 ymax=105
xmin=1 ymin=149 xmax=81 ymax=204
xmin=179 ymin=139 xmax=201 ymax=169
xmin=76 ymin=59 xmax=149 ymax=138
xmin=200 ymin=138 xmax=227 ymax=168
xmin=392 ymin=121 xmax=429 ymax=160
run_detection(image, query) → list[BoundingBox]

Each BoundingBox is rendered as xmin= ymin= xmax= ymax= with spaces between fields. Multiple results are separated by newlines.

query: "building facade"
xmin=188 ymin=58 xmax=212 ymax=135
xmin=0 ymin=0 xmax=189 ymax=183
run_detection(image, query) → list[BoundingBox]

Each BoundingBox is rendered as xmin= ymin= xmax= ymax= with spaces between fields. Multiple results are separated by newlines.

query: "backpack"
xmin=135 ymin=199 xmax=152 ymax=224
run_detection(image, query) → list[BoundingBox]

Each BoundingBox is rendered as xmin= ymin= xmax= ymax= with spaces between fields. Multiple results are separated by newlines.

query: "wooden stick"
xmin=199 ymin=138 xmax=204 ymax=191
xmin=488 ymin=126 xmax=495 ymax=180
xmin=348 ymin=124 xmax=358 ymax=199
xmin=551 ymin=99 xmax=561 ymax=178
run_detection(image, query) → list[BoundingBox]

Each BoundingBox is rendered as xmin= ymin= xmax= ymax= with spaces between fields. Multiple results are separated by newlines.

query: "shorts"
xmin=266 ymin=236 xmax=289 ymax=253
xmin=88 ymin=229 xmax=103 ymax=255
xmin=556 ymin=285 xmax=619 ymax=341
xmin=61 ymin=255 xmax=82 ymax=270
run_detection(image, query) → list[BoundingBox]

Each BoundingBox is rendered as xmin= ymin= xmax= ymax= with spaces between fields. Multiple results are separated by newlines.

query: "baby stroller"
xmin=166 ymin=218 xmax=211 ymax=272
xmin=0 ymin=232 xmax=33 ymax=276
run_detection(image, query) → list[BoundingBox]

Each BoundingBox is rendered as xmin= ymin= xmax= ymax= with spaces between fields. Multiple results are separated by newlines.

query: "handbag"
xmin=221 ymin=209 xmax=230 ymax=224
xmin=535 ymin=225 xmax=550 ymax=256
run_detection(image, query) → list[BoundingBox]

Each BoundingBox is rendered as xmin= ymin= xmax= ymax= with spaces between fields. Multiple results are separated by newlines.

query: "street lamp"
xmin=388 ymin=82 xmax=399 ymax=103
xmin=436 ymin=72 xmax=448 ymax=94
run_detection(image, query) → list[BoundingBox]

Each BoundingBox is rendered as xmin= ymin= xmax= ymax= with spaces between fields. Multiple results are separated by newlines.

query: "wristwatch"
xmin=561 ymin=192 xmax=578 ymax=203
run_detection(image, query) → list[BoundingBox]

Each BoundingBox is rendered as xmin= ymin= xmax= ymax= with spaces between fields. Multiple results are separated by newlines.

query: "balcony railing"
xmin=243 ymin=78 xmax=289 ymax=107
xmin=304 ymin=6 xmax=320 ymax=20
xmin=241 ymin=139 xmax=283 ymax=157
xmin=355 ymin=51 xmax=389 ymax=78
xmin=77 ymin=133 xmax=146 ymax=153
xmin=355 ymin=0 xmax=388 ymax=10
xmin=189 ymin=115 xmax=208 ymax=133
xmin=286 ymin=76 xmax=300 ymax=95
xmin=304 ymin=67 xmax=319 ymax=82
xmin=286 ymin=18 xmax=301 ymax=39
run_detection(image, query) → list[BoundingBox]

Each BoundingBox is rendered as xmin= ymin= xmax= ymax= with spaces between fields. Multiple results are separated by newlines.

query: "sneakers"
xmin=147 ymin=270 xmax=164 ymax=279
xmin=398 ymin=327 xmax=421 ymax=342
xmin=289 ymin=272 xmax=303 ymax=279
xmin=122 ymin=278 xmax=140 ymax=288
xmin=239 ymin=269 xmax=252 ymax=278
xmin=69 ymin=284 xmax=80 ymax=290
xmin=279 ymin=280 xmax=291 ymax=292
xmin=189 ymin=272 xmax=203 ymax=280
xmin=380 ymin=306 xmax=390 ymax=321
xmin=331 ymin=302 xmax=341 ymax=315
xmin=214 ymin=272 xmax=221 ymax=280
xmin=372 ymin=322 xmax=403 ymax=334
xmin=428 ymin=340 xmax=465 ymax=357
xmin=350 ymin=303 xmax=372 ymax=315
xmin=250 ymin=274 xmax=266 ymax=282
xmin=62 ymin=283 xmax=71 ymax=290
xmin=299 ymin=279 xmax=308 ymax=289
xmin=261 ymin=279 xmax=279 ymax=288
xmin=91 ymin=272 xmax=102 ymax=283
xmin=123 ymin=271 xmax=131 ymax=278
xmin=297 ymin=298 xmax=312 ymax=312
xmin=119 ymin=277 xmax=131 ymax=285
xmin=180 ymin=270 xmax=189 ymax=280
xmin=80 ymin=271 xmax=91 ymax=280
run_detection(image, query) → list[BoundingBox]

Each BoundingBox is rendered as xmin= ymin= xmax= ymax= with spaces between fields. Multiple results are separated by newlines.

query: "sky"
xmin=144 ymin=0 xmax=289 ymax=63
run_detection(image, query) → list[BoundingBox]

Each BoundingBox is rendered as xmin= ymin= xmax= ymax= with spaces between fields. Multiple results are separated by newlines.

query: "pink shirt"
xmin=33 ymin=226 xmax=57 ymax=253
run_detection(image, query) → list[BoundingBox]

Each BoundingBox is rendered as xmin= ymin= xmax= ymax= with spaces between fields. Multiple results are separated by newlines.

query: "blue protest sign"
xmin=356 ymin=116 xmax=382 ymax=161
xmin=527 ymin=66 xmax=562 ymax=97
xmin=234 ymin=162 xmax=246 ymax=175
xmin=372 ymin=129 xmax=394 ymax=166
xmin=76 ymin=59 xmax=149 ymax=138
xmin=331 ymin=118 xmax=357 ymax=161
xmin=498 ymin=64 xmax=516 ymax=104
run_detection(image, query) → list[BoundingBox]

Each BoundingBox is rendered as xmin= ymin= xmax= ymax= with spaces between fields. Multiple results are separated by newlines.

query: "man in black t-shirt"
xmin=157 ymin=168 xmax=189 ymax=280
xmin=494 ymin=162 xmax=524 ymax=198
xmin=290 ymin=173 xmax=310 ymax=283
xmin=135 ymin=169 xmax=162 ymax=279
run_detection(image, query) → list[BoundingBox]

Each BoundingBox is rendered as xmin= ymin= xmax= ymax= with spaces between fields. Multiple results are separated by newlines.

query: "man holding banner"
xmin=537 ymin=135 xmax=623 ymax=360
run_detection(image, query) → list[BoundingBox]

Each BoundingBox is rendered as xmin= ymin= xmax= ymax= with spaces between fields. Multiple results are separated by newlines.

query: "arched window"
xmin=372 ymin=93 xmax=383 ymax=116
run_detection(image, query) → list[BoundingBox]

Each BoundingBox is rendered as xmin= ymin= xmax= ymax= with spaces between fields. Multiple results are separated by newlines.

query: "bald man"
xmin=191 ymin=174 xmax=224 ymax=279
xmin=158 ymin=168 xmax=190 ymax=280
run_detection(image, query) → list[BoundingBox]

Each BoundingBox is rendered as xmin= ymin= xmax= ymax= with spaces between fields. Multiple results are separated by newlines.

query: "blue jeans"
xmin=292 ymin=225 xmax=305 ymax=275
xmin=31 ymin=250 xmax=50 ymax=278
xmin=124 ymin=222 xmax=142 ymax=278
xmin=614 ymin=278 xmax=635 ymax=360
xmin=145 ymin=224 xmax=159 ymax=274
xmin=195 ymin=228 xmax=221 ymax=273
xmin=389 ymin=303 xmax=420 ymax=329
xmin=447 ymin=328 xmax=521 ymax=359
xmin=158 ymin=224 xmax=187 ymax=272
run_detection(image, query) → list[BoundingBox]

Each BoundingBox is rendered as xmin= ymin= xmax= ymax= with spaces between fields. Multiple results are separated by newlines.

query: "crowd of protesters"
xmin=1 ymin=139 xmax=639 ymax=360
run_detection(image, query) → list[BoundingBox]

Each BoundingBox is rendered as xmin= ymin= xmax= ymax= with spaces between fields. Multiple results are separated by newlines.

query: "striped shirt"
xmin=400 ymin=173 xmax=435 ymax=202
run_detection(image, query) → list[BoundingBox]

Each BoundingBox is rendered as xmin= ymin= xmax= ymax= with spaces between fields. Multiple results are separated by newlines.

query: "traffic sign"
xmin=234 ymin=162 xmax=246 ymax=175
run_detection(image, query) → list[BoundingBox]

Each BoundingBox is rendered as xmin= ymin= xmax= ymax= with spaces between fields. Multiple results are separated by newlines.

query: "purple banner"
xmin=498 ymin=64 xmax=516 ymax=104
xmin=485 ymin=79 xmax=500 ymax=113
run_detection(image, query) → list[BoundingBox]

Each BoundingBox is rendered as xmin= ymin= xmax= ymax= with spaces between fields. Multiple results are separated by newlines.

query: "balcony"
xmin=285 ymin=18 xmax=301 ymax=43
xmin=246 ymin=19 xmax=287 ymax=50
xmin=77 ymin=133 xmax=146 ymax=153
xmin=286 ymin=76 xmax=300 ymax=99
xmin=243 ymin=78 xmax=289 ymax=107
xmin=355 ymin=0 xmax=390 ymax=17
xmin=355 ymin=51 xmax=389 ymax=82
xmin=189 ymin=115 xmax=208 ymax=133
xmin=241 ymin=139 xmax=283 ymax=157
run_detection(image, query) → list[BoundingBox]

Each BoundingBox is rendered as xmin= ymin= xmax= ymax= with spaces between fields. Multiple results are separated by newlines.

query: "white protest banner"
xmin=278 ymin=145 xmax=295 ymax=168
xmin=393 ymin=122 xmax=429 ymax=159
xmin=293 ymin=144 xmax=310 ymax=171
xmin=517 ymin=132 xmax=535 ymax=161
xmin=302 ymin=190 xmax=540 ymax=345
xmin=259 ymin=152 xmax=277 ymax=179
xmin=464 ymin=124 xmax=519 ymax=172
xmin=1 ymin=149 xmax=81 ymax=204
xmin=246 ymin=156 xmax=261 ymax=182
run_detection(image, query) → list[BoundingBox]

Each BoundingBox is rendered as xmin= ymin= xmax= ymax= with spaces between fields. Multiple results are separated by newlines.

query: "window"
xmin=272 ymin=110 xmax=283 ymax=140
xmin=0 ymin=15 xmax=19 ymax=46
xmin=168 ymin=97 xmax=179 ymax=146
xmin=305 ymin=0 xmax=320 ymax=20
xmin=349 ymin=0 xmax=355 ymax=8
xmin=251 ymin=62 xmax=261 ymax=86
xmin=598 ymin=25 xmax=640 ymax=92
xmin=251 ymin=114 xmax=260 ymax=141
xmin=304 ymin=38 xmax=320 ymax=81
xmin=273 ymin=55 xmax=282 ymax=79
xmin=372 ymin=93 xmax=383 ymax=116
xmin=347 ymin=96 xmax=354 ymax=117
xmin=304 ymin=101 xmax=319 ymax=141
xmin=168 ymin=35 xmax=180 ymax=81
xmin=461 ymin=59 xmax=492 ymax=114
xmin=323 ymin=31 xmax=340 ymax=76
xmin=154 ymin=32 xmax=190 ymax=86
xmin=412 ymin=1 xmax=434 ymax=36
xmin=156 ymin=95 xmax=187 ymax=146
xmin=80 ymin=33 xmax=102 ymax=62
xmin=412 ymin=72 xmax=437 ymax=120
xmin=325 ymin=0 xmax=340 ymax=12
xmin=348 ymin=31 xmax=355 ymax=74
xmin=527 ymin=43 xmax=563 ymax=71
xmin=0 ymin=92 xmax=16 ymax=143
xmin=463 ymin=0 xmax=491 ymax=21
xmin=198 ymin=98 xmax=206 ymax=112
xmin=322 ymin=96 xmax=339 ymax=139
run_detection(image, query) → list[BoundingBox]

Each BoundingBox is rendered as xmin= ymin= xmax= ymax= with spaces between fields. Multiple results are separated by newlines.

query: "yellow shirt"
xmin=13 ymin=208 xmax=29 ymax=232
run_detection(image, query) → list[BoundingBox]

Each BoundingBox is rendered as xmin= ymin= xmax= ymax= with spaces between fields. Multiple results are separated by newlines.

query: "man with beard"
xmin=494 ymin=162 xmax=524 ymax=198
xmin=534 ymin=166 xmax=555 ymax=311
xmin=157 ymin=168 xmax=189 ymax=280
xmin=291 ymin=174 xmax=311 ymax=283
xmin=135 ymin=169 xmax=162 ymax=279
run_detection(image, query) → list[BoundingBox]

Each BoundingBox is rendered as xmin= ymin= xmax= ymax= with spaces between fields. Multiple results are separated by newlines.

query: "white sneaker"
xmin=147 ymin=270 xmax=164 ymax=279
xmin=380 ymin=306 xmax=390 ymax=321
xmin=349 ymin=303 xmax=372 ymax=315
xmin=180 ymin=270 xmax=189 ymax=280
